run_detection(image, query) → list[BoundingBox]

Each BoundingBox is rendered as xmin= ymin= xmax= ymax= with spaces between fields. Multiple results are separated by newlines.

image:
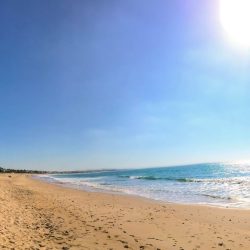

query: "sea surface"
xmin=39 ymin=163 xmax=250 ymax=208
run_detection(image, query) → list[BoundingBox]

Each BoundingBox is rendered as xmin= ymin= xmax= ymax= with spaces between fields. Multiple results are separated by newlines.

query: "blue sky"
xmin=1 ymin=0 xmax=250 ymax=170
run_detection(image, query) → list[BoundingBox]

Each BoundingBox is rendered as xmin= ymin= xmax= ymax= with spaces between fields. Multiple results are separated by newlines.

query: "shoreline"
xmin=1 ymin=173 xmax=250 ymax=249
xmin=36 ymin=174 xmax=250 ymax=210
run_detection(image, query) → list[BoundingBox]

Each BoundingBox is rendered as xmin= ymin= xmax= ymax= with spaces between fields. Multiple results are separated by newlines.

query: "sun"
xmin=220 ymin=0 xmax=250 ymax=48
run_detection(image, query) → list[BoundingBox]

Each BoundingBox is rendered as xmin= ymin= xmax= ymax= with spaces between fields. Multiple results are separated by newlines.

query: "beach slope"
xmin=0 ymin=174 xmax=250 ymax=249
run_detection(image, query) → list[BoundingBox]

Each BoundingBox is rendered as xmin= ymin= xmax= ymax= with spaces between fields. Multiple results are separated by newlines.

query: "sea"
xmin=38 ymin=163 xmax=250 ymax=208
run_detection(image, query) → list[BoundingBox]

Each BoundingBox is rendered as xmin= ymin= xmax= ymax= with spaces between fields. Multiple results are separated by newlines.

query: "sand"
xmin=0 ymin=174 xmax=250 ymax=249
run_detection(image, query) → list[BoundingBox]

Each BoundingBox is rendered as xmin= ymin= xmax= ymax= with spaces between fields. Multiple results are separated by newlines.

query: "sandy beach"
xmin=0 ymin=174 xmax=250 ymax=249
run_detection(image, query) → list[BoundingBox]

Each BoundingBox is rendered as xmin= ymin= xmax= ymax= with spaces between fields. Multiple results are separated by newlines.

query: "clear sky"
xmin=1 ymin=0 xmax=250 ymax=170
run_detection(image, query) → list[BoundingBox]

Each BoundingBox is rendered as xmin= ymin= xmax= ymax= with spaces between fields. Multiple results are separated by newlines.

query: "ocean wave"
xmin=202 ymin=194 xmax=232 ymax=200
xmin=192 ymin=177 xmax=250 ymax=185
xmin=119 ymin=175 xmax=194 ymax=182
xmin=119 ymin=175 xmax=250 ymax=185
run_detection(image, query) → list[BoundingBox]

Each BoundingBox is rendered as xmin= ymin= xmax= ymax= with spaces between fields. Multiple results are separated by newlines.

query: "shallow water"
xmin=39 ymin=163 xmax=250 ymax=208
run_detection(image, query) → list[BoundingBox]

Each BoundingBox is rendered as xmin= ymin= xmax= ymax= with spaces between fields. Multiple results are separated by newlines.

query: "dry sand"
xmin=0 ymin=174 xmax=250 ymax=249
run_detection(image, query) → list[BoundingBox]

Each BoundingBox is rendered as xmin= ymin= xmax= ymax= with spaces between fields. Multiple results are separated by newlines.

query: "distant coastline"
xmin=0 ymin=166 xmax=47 ymax=174
xmin=0 ymin=166 xmax=116 ymax=175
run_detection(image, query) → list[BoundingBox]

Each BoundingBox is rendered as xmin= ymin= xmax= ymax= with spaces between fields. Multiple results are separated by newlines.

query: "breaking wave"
xmin=119 ymin=175 xmax=250 ymax=185
xmin=119 ymin=175 xmax=195 ymax=182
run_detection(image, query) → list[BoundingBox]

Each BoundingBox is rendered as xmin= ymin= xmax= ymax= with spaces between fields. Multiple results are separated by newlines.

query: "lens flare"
xmin=220 ymin=0 xmax=250 ymax=48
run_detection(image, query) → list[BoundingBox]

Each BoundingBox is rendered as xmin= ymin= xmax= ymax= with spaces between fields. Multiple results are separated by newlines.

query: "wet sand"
xmin=0 ymin=174 xmax=250 ymax=249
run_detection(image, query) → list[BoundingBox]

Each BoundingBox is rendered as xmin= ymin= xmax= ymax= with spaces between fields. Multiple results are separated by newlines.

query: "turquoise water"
xmin=41 ymin=163 xmax=250 ymax=208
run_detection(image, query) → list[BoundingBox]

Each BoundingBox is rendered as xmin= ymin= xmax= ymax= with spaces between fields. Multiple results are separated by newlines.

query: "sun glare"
xmin=220 ymin=0 xmax=250 ymax=48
